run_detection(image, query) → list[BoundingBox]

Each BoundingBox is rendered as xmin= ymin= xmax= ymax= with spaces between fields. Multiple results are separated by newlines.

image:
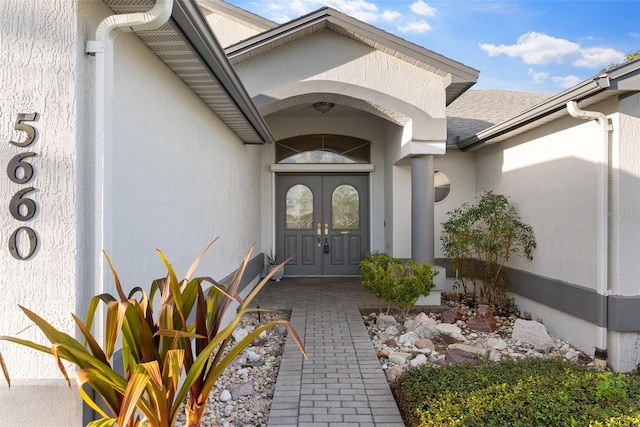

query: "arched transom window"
xmin=276 ymin=135 xmax=371 ymax=164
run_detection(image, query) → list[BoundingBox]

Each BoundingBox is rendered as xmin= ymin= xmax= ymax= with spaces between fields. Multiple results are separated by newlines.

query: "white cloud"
xmin=572 ymin=47 xmax=625 ymax=68
xmin=397 ymin=19 xmax=432 ymax=34
xmin=631 ymin=32 xmax=640 ymax=39
xmin=381 ymin=10 xmax=401 ymax=22
xmin=480 ymin=32 xmax=579 ymax=64
xmin=410 ymin=1 xmax=437 ymax=17
xmin=552 ymin=75 xmax=582 ymax=89
xmin=480 ymin=32 xmax=625 ymax=69
xmin=528 ymin=68 xmax=549 ymax=83
xmin=256 ymin=0 xmax=383 ymax=23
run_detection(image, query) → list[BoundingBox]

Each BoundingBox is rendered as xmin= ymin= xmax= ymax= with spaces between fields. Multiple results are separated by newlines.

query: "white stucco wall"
xmin=0 ymin=0 xmax=84 ymax=424
xmin=608 ymin=92 xmax=640 ymax=372
xmin=434 ymin=151 xmax=476 ymax=258
xmin=203 ymin=11 xmax=264 ymax=48
xmin=108 ymin=31 xmax=263 ymax=290
xmin=235 ymin=31 xmax=447 ymax=121
xmin=475 ymin=113 xmax=604 ymax=287
xmin=473 ymin=96 xmax=640 ymax=370
xmin=610 ymin=93 xmax=640 ymax=297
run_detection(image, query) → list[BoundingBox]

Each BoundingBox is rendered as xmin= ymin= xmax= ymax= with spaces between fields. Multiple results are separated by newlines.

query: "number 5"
xmin=9 ymin=113 xmax=38 ymax=147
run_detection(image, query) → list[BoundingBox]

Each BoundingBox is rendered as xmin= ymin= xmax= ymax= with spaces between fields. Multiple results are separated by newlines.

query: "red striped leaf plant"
xmin=1 ymin=240 xmax=305 ymax=427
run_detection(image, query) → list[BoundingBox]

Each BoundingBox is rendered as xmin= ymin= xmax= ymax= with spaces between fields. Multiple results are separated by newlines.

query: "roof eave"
xmin=172 ymin=0 xmax=274 ymax=144
xmin=458 ymin=59 xmax=640 ymax=152
xmin=225 ymin=7 xmax=478 ymax=86
xmin=457 ymin=78 xmax=605 ymax=152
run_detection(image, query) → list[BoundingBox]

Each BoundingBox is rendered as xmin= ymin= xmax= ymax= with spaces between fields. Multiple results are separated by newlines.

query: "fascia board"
xmin=172 ymin=0 xmax=274 ymax=144
xmin=457 ymin=79 xmax=604 ymax=152
xmin=225 ymin=7 xmax=478 ymax=83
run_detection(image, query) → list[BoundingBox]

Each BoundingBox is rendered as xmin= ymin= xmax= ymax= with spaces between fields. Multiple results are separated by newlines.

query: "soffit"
xmin=225 ymin=7 xmax=479 ymax=105
xmin=101 ymin=0 xmax=273 ymax=144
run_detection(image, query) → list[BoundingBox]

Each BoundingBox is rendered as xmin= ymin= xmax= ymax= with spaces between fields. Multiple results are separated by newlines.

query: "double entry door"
xmin=275 ymin=174 xmax=369 ymax=275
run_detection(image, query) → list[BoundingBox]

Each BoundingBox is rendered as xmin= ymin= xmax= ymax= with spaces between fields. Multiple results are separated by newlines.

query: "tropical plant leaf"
xmin=0 ymin=352 xmax=10 ymax=387
xmin=103 ymin=252 xmax=128 ymax=301
xmin=117 ymin=366 xmax=152 ymax=427
xmin=184 ymin=237 xmax=218 ymax=281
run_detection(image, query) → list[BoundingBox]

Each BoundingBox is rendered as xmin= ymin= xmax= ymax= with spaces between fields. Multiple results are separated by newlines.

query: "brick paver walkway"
xmin=253 ymin=277 xmax=405 ymax=427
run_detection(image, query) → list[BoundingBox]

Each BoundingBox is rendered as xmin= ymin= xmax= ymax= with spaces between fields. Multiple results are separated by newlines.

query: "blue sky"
xmin=223 ymin=0 xmax=640 ymax=93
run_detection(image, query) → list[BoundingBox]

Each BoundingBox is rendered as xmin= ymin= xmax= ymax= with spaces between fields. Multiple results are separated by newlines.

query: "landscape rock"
xmin=398 ymin=332 xmax=420 ymax=347
xmin=232 ymin=327 xmax=249 ymax=343
xmin=385 ymin=325 xmax=400 ymax=335
xmin=229 ymin=380 xmax=255 ymax=400
xmin=512 ymin=319 xmax=555 ymax=353
xmin=441 ymin=307 xmax=464 ymax=324
xmin=415 ymin=339 xmax=435 ymax=351
xmin=385 ymin=365 xmax=406 ymax=382
xmin=486 ymin=337 xmax=508 ymax=350
xmin=384 ymin=338 xmax=398 ymax=348
xmin=389 ymin=351 xmax=413 ymax=365
xmin=445 ymin=348 xmax=482 ymax=365
xmin=414 ymin=324 xmax=438 ymax=340
xmin=410 ymin=354 xmax=429 ymax=367
xmin=436 ymin=323 xmax=466 ymax=342
xmin=467 ymin=304 xmax=498 ymax=332
xmin=449 ymin=343 xmax=490 ymax=358
xmin=405 ymin=312 xmax=435 ymax=330
xmin=377 ymin=314 xmax=398 ymax=329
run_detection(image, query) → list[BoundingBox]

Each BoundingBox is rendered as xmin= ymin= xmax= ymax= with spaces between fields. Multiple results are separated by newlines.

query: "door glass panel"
xmin=332 ymin=184 xmax=359 ymax=229
xmin=286 ymin=184 xmax=313 ymax=229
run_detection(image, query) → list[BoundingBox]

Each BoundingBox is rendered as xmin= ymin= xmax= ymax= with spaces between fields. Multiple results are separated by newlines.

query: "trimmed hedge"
xmin=392 ymin=358 xmax=640 ymax=427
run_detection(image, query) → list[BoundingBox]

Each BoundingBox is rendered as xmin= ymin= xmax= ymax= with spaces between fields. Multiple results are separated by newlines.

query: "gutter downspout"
xmin=85 ymin=0 xmax=173 ymax=338
xmin=567 ymin=100 xmax=613 ymax=368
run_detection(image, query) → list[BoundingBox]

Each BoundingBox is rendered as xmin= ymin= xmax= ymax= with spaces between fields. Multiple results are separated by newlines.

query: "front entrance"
xmin=276 ymin=174 xmax=369 ymax=275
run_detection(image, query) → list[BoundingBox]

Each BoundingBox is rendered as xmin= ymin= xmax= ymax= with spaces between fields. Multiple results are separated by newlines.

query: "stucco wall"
xmin=0 ymin=0 xmax=79 ymax=380
xmin=108 ymin=31 xmax=263 ymax=290
xmin=434 ymin=151 xmax=476 ymax=258
xmin=235 ymin=30 xmax=447 ymax=120
xmin=0 ymin=0 xmax=84 ymax=424
xmin=475 ymin=113 xmax=604 ymax=287
xmin=611 ymin=93 xmax=640 ymax=297
xmin=473 ymin=96 xmax=640 ymax=369
xmin=204 ymin=11 xmax=263 ymax=48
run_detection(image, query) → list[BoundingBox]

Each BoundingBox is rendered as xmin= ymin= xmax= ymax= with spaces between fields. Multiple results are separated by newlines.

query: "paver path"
xmin=253 ymin=277 xmax=405 ymax=427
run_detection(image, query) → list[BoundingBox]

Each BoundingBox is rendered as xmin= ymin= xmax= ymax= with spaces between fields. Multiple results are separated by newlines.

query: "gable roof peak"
xmin=225 ymin=5 xmax=478 ymax=105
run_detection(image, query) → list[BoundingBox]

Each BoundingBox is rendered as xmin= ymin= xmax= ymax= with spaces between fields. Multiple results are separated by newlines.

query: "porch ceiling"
xmin=100 ymin=0 xmax=274 ymax=144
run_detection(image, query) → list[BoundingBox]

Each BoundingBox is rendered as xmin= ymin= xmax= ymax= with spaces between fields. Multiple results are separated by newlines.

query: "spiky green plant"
xmin=0 ymin=240 xmax=305 ymax=427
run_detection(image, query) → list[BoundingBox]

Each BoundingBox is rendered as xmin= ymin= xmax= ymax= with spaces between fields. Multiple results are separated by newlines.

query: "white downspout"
xmin=85 ymin=0 xmax=173 ymax=339
xmin=567 ymin=100 xmax=613 ymax=368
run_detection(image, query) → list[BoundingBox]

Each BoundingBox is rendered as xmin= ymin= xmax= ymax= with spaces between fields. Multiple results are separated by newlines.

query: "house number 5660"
xmin=7 ymin=113 xmax=39 ymax=260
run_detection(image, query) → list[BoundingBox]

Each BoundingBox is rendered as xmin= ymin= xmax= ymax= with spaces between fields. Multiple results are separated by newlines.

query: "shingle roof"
xmin=446 ymin=90 xmax=553 ymax=145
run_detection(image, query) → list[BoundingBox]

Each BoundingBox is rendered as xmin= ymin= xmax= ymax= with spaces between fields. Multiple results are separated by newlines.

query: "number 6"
xmin=7 ymin=152 xmax=36 ymax=184
xmin=9 ymin=187 xmax=37 ymax=221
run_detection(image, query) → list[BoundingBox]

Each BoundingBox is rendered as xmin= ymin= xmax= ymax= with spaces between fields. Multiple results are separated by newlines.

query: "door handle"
xmin=324 ymin=223 xmax=330 ymax=253
xmin=340 ymin=230 xmax=352 ymax=235
xmin=317 ymin=223 xmax=321 ymax=247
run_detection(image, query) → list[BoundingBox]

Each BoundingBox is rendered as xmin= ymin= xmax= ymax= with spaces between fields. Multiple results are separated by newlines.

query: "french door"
xmin=275 ymin=174 xmax=369 ymax=275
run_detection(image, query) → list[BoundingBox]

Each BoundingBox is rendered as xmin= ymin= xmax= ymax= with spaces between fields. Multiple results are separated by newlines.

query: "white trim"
xmin=270 ymin=164 xmax=374 ymax=173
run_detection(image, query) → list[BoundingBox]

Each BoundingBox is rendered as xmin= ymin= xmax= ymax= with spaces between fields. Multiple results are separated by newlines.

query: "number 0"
xmin=9 ymin=227 xmax=38 ymax=260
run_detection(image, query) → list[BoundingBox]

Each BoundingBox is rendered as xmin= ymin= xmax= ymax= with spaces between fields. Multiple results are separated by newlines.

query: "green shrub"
xmin=392 ymin=358 xmax=640 ymax=427
xmin=441 ymin=191 xmax=536 ymax=306
xmin=359 ymin=253 xmax=436 ymax=315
